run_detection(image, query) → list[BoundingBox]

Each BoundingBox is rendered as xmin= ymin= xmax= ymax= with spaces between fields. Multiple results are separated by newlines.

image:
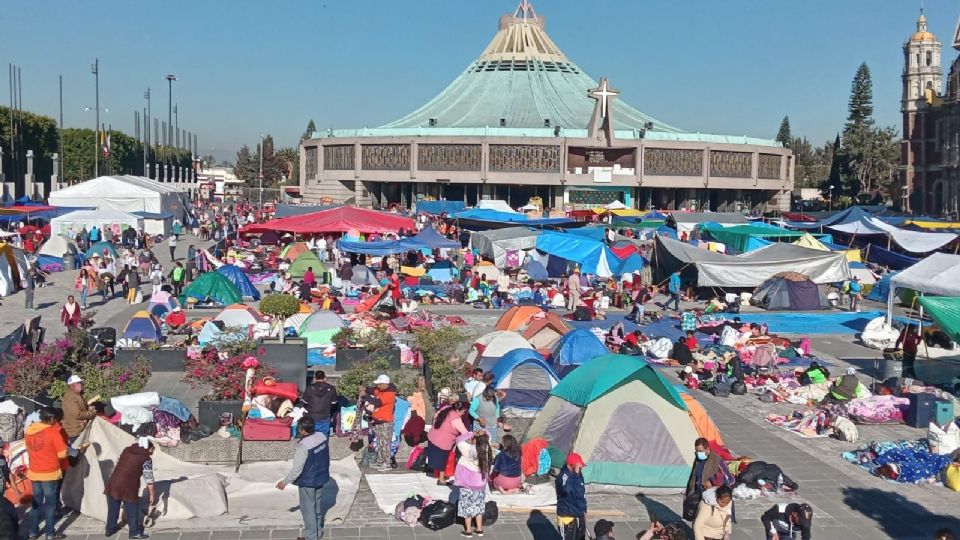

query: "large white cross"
xmin=590 ymin=78 xmax=620 ymax=119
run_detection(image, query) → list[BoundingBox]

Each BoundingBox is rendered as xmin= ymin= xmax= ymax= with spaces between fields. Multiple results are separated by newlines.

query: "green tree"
xmin=302 ymin=119 xmax=316 ymax=140
xmin=0 ymin=106 xmax=58 ymax=186
xmin=839 ymin=63 xmax=896 ymax=196
xmin=62 ymin=128 xmax=96 ymax=183
xmin=276 ymin=146 xmax=299 ymax=184
xmin=233 ymin=145 xmax=257 ymax=182
xmin=776 ymin=116 xmax=792 ymax=149
xmin=821 ymin=134 xmax=848 ymax=198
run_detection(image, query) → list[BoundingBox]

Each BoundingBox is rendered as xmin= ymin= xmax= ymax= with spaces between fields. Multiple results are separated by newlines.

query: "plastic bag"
xmin=946 ymin=464 xmax=960 ymax=492
xmin=420 ymin=500 xmax=456 ymax=530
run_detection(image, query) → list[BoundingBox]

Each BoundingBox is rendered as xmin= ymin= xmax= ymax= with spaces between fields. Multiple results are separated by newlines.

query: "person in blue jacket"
xmin=555 ymin=453 xmax=587 ymax=540
xmin=667 ymin=271 xmax=682 ymax=311
xmin=277 ymin=416 xmax=330 ymax=540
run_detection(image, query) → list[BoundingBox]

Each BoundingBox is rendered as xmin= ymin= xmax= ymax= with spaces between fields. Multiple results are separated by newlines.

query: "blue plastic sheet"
xmin=736 ymin=311 xmax=885 ymax=334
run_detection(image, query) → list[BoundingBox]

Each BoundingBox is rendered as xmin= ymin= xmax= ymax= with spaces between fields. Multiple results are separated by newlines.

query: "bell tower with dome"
xmin=900 ymin=10 xmax=943 ymax=213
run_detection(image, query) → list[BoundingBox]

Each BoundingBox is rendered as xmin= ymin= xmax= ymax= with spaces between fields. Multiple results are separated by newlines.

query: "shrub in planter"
xmin=183 ymin=347 xmax=276 ymax=401
xmin=0 ymin=339 xmax=69 ymax=398
xmin=338 ymin=357 xmax=416 ymax=401
xmin=333 ymin=325 xmax=393 ymax=355
xmin=48 ymin=356 xmax=151 ymax=401
xmin=413 ymin=326 xmax=472 ymax=397
xmin=260 ymin=294 xmax=301 ymax=321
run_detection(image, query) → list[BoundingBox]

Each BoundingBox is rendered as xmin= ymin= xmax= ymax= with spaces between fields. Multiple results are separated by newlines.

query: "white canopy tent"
xmin=50 ymin=209 xmax=144 ymax=239
xmin=886 ymin=252 xmax=960 ymax=322
xmin=470 ymin=227 xmax=543 ymax=267
xmin=38 ymin=234 xmax=80 ymax=258
xmin=49 ymin=175 xmax=183 ymax=234
xmin=830 ymin=217 xmax=958 ymax=254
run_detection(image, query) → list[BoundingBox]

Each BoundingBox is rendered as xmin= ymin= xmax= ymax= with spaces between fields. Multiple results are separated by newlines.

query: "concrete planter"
xmin=335 ymin=348 xmax=368 ymax=371
xmin=197 ymin=399 xmax=243 ymax=432
xmin=115 ymin=348 xmax=186 ymax=372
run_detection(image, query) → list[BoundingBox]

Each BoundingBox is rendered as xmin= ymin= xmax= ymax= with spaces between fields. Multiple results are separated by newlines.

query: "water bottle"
xmin=776 ymin=473 xmax=784 ymax=492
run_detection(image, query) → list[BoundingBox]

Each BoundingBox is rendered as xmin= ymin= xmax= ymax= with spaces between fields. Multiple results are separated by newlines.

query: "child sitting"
xmin=490 ymin=434 xmax=524 ymax=494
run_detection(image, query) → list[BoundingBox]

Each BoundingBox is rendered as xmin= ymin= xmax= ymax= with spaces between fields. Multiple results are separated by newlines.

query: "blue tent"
xmin=867 ymin=271 xmax=900 ymax=302
xmin=454 ymin=208 xmax=528 ymax=222
xmin=122 ymin=311 xmax=163 ymax=342
xmin=535 ymin=232 xmax=618 ymax=277
xmin=655 ymin=226 xmax=678 ymax=240
xmin=566 ymin=227 xmax=607 ymax=241
xmin=489 ymin=349 xmax=559 ymax=416
xmin=197 ymin=320 xmax=224 ymax=346
xmin=216 ymin=264 xmax=261 ymax=300
xmin=84 ymin=241 xmax=117 ymax=260
xmin=644 ymin=210 xmax=669 ymax=220
xmin=864 ymin=244 xmax=918 ymax=270
xmin=616 ymin=254 xmax=646 ymax=276
xmin=523 ymin=260 xmax=548 ymax=280
xmin=409 ymin=227 xmax=461 ymax=249
xmin=550 ymin=329 xmax=608 ymax=377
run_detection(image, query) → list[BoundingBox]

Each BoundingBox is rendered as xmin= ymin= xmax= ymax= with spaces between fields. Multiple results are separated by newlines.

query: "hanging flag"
xmin=101 ymin=130 xmax=111 ymax=158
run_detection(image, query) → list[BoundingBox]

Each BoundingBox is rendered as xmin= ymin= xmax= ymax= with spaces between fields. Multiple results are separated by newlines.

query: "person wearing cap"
xmin=104 ymin=437 xmax=157 ymax=539
xmin=61 ymin=374 xmax=97 ymax=442
xmin=827 ymin=367 xmax=866 ymax=402
xmin=847 ymin=275 xmax=862 ymax=312
xmin=594 ymin=519 xmax=615 ymax=540
xmin=760 ymin=502 xmax=812 ymax=540
xmin=555 ymin=453 xmax=587 ymax=540
xmin=360 ymin=374 xmax=397 ymax=470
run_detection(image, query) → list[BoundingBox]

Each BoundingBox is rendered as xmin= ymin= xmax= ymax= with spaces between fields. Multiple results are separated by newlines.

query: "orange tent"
xmin=522 ymin=312 xmax=570 ymax=349
xmin=495 ymin=306 xmax=544 ymax=332
xmin=679 ymin=391 xmax=726 ymax=448
xmin=280 ymin=242 xmax=310 ymax=261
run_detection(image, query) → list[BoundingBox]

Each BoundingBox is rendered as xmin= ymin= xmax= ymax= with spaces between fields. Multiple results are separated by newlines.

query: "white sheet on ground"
xmin=365 ymin=472 xmax=556 ymax=514
xmin=63 ymin=418 xmax=359 ymax=529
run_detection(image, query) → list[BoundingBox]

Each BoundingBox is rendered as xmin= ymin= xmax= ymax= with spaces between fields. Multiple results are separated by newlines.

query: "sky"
xmin=2 ymin=0 xmax=958 ymax=163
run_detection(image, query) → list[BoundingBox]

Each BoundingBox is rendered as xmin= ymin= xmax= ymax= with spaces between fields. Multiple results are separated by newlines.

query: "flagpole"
xmin=92 ymin=58 xmax=99 ymax=178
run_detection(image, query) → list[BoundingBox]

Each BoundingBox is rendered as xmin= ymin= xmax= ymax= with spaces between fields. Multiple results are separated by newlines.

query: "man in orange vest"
xmin=360 ymin=374 xmax=396 ymax=471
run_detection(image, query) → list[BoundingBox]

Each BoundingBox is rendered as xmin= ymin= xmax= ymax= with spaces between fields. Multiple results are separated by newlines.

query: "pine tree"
xmin=846 ymin=63 xmax=874 ymax=129
xmin=302 ymin=119 xmax=317 ymax=140
xmin=821 ymin=134 xmax=846 ymax=197
xmin=233 ymin=145 xmax=257 ymax=182
xmin=776 ymin=116 xmax=792 ymax=148
xmin=839 ymin=62 xmax=897 ymax=197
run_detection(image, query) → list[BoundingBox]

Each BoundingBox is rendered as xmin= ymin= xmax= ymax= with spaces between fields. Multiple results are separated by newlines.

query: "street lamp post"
xmin=165 ymin=74 xmax=177 ymax=181
xmin=91 ymin=59 xmax=100 ymax=177
xmin=828 ymin=185 xmax=835 ymax=211
xmin=143 ymin=88 xmax=151 ymax=178
xmin=258 ymin=133 xmax=265 ymax=207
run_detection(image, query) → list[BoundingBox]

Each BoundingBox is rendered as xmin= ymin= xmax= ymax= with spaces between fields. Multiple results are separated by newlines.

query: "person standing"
xmin=77 ymin=267 xmax=94 ymax=309
xmin=555 ymin=453 xmax=587 ymax=540
xmin=896 ymin=323 xmax=923 ymax=379
xmin=693 ymin=485 xmax=734 ymax=540
xmin=566 ymin=269 xmax=581 ymax=311
xmin=149 ymin=264 xmax=164 ymax=296
xmin=103 ymin=438 xmax=156 ymax=539
xmin=685 ymin=438 xmax=734 ymax=522
xmin=387 ymin=269 xmax=401 ymax=306
xmin=667 ymin=271 xmax=682 ymax=312
xmin=168 ymin=262 xmax=186 ymax=298
xmin=168 ymin=234 xmax=178 ymax=261
xmin=25 ymin=407 xmax=69 ymax=540
xmin=24 ymin=267 xmax=36 ymax=310
xmin=455 ymin=430 xmax=493 ymax=538
xmin=172 ymin=217 xmax=183 ymax=239
xmin=847 ymin=276 xmax=862 ymax=312
xmin=426 ymin=401 xmax=468 ymax=485
xmin=302 ymin=371 xmax=338 ymax=436
xmin=127 ymin=267 xmax=141 ymax=304
xmin=277 ymin=416 xmax=330 ymax=540
xmin=303 ymin=266 xmax=316 ymax=287
xmin=61 ymin=295 xmax=82 ymax=329
xmin=61 ymin=375 xmax=97 ymax=444
xmin=361 ymin=375 xmax=397 ymax=471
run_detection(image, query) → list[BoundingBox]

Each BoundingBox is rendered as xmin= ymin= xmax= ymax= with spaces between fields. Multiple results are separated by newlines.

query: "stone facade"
xmin=900 ymin=12 xmax=960 ymax=217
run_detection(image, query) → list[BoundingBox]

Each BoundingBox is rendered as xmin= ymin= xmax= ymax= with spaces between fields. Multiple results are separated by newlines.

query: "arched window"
xmin=916 ymin=53 xmax=921 ymax=66
xmin=926 ymin=51 xmax=933 ymax=66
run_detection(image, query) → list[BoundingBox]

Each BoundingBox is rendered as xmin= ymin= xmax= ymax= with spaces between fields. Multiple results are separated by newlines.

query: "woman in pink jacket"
xmin=425 ymin=401 xmax=467 ymax=485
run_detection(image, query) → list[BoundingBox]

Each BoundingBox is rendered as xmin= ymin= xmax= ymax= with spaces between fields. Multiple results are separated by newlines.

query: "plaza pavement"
xmin=1 ymin=242 xmax=958 ymax=539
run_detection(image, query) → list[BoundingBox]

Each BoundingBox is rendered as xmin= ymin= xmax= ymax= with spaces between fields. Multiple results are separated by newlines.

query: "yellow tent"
xmin=904 ymin=220 xmax=960 ymax=230
xmin=591 ymin=208 xmax=644 ymax=217
xmin=792 ymin=233 xmax=861 ymax=262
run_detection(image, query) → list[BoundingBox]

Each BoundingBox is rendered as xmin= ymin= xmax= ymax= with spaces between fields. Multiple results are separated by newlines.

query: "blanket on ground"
xmin=845 ymin=395 xmax=909 ymax=424
xmin=842 ymin=440 xmax=951 ymax=484
xmin=765 ymin=410 xmax=831 ymax=438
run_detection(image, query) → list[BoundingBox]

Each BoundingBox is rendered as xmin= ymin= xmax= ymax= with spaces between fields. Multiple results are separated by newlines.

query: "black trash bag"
xmin=482 ymin=501 xmax=499 ymax=526
xmin=420 ymin=500 xmax=456 ymax=531
xmin=709 ymin=382 xmax=731 ymax=397
xmin=682 ymin=490 xmax=702 ymax=521
xmin=730 ymin=381 xmax=747 ymax=395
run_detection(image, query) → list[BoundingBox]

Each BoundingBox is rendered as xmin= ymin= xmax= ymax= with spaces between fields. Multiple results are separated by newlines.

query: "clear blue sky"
xmin=2 ymin=0 xmax=957 ymax=162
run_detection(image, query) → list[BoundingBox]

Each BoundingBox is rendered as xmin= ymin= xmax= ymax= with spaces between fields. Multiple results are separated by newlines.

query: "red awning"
xmin=610 ymin=243 xmax=639 ymax=259
xmin=242 ymin=206 xmax=414 ymax=235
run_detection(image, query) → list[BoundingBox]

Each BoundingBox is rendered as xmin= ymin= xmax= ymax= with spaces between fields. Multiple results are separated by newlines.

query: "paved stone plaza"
xmin=1 ymin=235 xmax=958 ymax=540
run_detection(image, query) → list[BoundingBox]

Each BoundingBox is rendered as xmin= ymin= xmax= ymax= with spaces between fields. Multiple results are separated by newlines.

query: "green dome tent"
xmin=180 ymin=271 xmax=243 ymax=306
xmin=524 ymin=354 xmax=700 ymax=489
xmin=288 ymin=251 xmax=327 ymax=280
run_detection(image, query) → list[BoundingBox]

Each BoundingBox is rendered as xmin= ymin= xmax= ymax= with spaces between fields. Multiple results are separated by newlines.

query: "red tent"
xmin=610 ymin=243 xmax=639 ymax=259
xmin=243 ymin=206 xmax=414 ymax=235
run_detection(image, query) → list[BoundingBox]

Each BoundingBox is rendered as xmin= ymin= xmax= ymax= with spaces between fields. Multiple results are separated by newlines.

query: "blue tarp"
xmin=864 ymin=244 xmax=918 ymax=270
xmin=338 ymin=227 xmax=460 ymax=255
xmin=416 ymin=201 xmax=465 ymax=215
xmin=655 ymin=226 xmax=679 ymax=240
xmin=735 ymin=311 xmax=885 ymax=334
xmin=216 ymin=264 xmax=262 ymax=300
xmin=425 ymin=260 xmax=457 ymax=282
xmin=867 ymin=271 xmax=900 ymax=302
xmin=535 ymin=232 xmax=617 ymax=276
xmin=454 ymin=208 xmax=528 ymax=222
xmin=787 ymin=206 xmax=876 ymax=230
xmin=566 ymin=227 xmax=607 ymax=241
xmin=644 ymin=211 xmax=669 ymax=220
xmin=616 ymin=254 xmax=646 ymax=275
xmin=523 ymin=260 xmax=548 ymax=280
xmin=550 ymin=329 xmax=608 ymax=376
